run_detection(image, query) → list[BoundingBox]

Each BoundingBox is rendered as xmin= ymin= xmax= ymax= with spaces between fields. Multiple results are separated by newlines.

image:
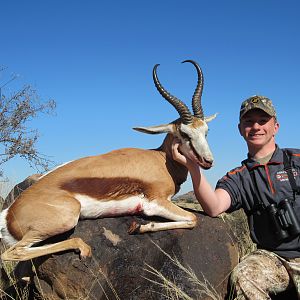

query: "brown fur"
xmin=60 ymin=177 xmax=152 ymax=200
xmin=191 ymin=118 xmax=205 ymax=128
xmin=1 ymin=133 xmax=199 ymax=261
xmin=4 ymin=135 xmax=188 ymax=242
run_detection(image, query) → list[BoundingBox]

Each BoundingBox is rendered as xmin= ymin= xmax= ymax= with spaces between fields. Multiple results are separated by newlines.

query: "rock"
xmin=1 ymin=178 xmax=298 ymax=299
xmin=2 ymin=174 xmax=41 ymax=209
xmin=14 ymin=212 xmax=238 ymax=300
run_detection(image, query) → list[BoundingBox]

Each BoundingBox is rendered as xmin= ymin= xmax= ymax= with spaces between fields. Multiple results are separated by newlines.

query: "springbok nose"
xmin=204 ymin=157 xmax=213 ymax=165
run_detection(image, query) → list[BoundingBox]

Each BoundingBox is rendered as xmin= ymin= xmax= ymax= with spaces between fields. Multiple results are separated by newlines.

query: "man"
xmin=172 ymin=95 xmax=300 ymax=299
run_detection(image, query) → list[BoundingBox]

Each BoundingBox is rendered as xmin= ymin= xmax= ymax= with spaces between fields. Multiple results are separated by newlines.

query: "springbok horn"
xmin=182 ymin=60 xmax=204 ymax=120
xmin=153 ymin=64 xmax=193 ymax=125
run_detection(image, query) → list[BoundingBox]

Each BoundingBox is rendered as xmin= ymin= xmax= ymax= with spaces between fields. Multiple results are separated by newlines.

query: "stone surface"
xmin=1 ymin=178 xmax=298 ymax=299
xmin=14 ymin=212 xmax=238 ymax=300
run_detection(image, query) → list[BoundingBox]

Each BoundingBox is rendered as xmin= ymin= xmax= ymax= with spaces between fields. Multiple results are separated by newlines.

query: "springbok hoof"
xmin=78 ymin=245 xmax=92 ymax=260
xmin=128 ymin=221 xmax=141 ymax=234
xmin=81 ymin=252 xmax=92 ymax=260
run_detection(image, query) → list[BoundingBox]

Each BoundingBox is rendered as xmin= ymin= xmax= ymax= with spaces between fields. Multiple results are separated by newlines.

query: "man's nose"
xmin=252 ymin=121 xmax=260 ymax=129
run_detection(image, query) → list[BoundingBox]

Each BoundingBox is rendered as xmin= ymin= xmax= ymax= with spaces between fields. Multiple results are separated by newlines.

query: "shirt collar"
xmin=242 ymin=145 xmax=283 ymax=170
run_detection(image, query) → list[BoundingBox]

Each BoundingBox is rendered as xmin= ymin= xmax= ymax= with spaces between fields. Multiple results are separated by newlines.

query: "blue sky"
xmin=0 ymin=0 xmax=299 ymax=196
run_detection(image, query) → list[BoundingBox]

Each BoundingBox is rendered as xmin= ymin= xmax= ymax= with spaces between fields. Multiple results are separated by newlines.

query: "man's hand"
xmin=172 ymin=139 xmax=187 ymax=165
xmin=171 ymin=139 xmax=198 ymax=171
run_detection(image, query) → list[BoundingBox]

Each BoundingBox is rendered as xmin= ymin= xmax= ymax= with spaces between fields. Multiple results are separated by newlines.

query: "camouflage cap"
xmin=239 ymin=95 xmax=276 ymax=120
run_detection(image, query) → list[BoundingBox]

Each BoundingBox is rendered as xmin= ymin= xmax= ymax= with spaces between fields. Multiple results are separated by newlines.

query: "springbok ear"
xmin=204 ymin=113 xmax=218 ymax=123
xmin=133 ymin=124 xmax=174 ymax=135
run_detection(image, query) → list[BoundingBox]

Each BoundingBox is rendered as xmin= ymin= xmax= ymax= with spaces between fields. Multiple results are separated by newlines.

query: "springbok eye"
xmin=180 ymin=131 xmax=189 ymax=140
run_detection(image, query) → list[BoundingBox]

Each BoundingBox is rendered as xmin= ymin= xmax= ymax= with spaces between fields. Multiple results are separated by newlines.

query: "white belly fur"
xmin=76 ymin=194 xmax=146 ymax=219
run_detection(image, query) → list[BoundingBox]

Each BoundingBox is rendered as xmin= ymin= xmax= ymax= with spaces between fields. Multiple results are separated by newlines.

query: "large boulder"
xmin=13 ymin=212 xmax=238 ymax=300
xmin=1 ymin=178 xmax=298 ymax=299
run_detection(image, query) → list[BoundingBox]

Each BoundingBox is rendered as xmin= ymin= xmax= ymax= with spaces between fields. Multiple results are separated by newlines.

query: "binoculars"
xmin=266 ymin=199 xmax=300 ymax=242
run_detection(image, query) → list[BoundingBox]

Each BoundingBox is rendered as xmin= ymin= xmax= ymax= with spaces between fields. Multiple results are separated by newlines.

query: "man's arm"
xmin=172 ymin=141 xmax=231 ymax=217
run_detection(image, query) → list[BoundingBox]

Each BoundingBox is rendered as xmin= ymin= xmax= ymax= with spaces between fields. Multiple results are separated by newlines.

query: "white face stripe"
xmin=180 ymin=122 xmax=213 ymax=161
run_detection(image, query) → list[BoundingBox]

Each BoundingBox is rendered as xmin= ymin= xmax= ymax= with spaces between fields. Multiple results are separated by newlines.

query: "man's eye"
xmin=258 ymin=119 xmax=269 ymax=124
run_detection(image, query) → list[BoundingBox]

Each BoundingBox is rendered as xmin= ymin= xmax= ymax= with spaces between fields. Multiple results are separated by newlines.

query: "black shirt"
xmin=216 ymin=145 xmax=300 ymax=258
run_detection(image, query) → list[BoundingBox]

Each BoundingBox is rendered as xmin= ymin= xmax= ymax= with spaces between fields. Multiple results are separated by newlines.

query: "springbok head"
xmin=133 ymin=60 xmax=217 ymax=170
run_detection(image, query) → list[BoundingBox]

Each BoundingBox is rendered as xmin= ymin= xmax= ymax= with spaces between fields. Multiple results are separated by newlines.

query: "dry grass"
xmin=144 ymin=242 xmax=222 ymax=300
xmin=220 ymin=210 xmax=256 ymax=260
xmin=0 ymin=180 xmax=50 ymax=299
xmin=0 ymin=260 xmax=32 ymax=300
xmin=84 ymin=257 xmax=121 ymax=300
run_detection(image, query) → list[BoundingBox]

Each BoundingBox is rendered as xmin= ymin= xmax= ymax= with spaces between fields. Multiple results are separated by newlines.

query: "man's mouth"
xmin=249 ymin=133 xmax=264 ymax=137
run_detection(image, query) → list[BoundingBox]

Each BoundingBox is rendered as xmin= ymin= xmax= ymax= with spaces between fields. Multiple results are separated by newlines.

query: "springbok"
xmin=0 ymin=60 xmax=217 ymax=262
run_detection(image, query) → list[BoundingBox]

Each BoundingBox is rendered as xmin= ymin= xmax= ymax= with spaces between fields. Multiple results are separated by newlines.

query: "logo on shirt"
xmin=276 ymin=169 xmax=299 ymax=182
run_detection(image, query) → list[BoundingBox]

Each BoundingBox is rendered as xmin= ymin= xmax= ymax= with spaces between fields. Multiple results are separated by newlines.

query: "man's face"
xmin=238 ymin=109 xmax=279 ymax=148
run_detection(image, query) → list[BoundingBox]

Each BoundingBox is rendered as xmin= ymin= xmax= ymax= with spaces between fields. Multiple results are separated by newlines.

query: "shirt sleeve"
xmin=216 ymin=172 xmax=243 ymax=212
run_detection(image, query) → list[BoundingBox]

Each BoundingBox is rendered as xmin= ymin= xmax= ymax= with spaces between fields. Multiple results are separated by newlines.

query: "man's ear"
xmin=273 ymin=121 xmax=280 ymax=136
